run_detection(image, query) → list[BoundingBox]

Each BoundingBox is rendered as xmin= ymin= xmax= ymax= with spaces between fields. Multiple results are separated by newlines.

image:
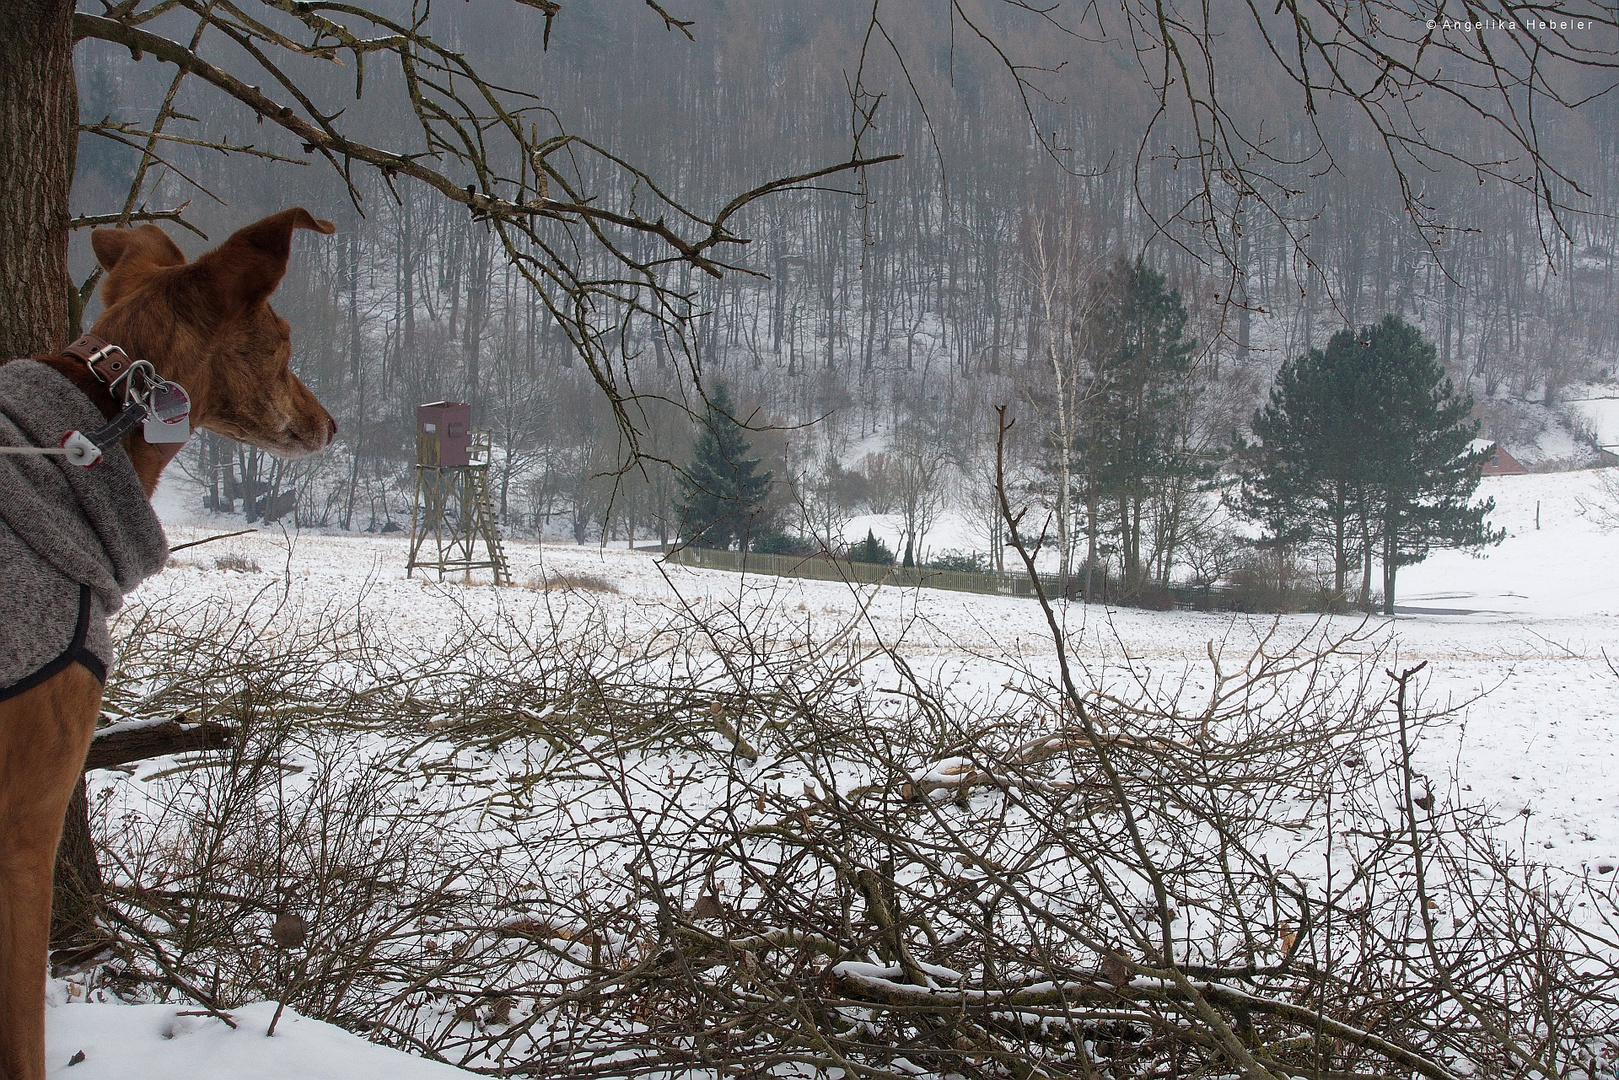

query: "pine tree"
xmin=1360 ymin=316 xmax=1503 ymax=614
xmin=1079 ymin=257 xmax=1199 ymax=592
xmin=676 ymin=383 xmax=772 ymax=550
xmin=1241 ymin=316 xmax=1501 ymax=613
xmin=1239 ymin=339 xmax=1386 ymax=599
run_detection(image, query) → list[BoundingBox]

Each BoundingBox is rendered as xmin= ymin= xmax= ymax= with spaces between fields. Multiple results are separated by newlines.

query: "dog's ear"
xmin=194 ymin=208 xmax=336 ymax=313
xmin=92 ymin=224 xmax=187 ymax=309
xmin=90 ymin=223 xmax=186 ymax=273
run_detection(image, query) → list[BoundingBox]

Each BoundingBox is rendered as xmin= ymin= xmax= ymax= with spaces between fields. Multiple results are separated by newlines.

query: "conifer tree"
xmin=848 ymin=528 xmax=893 ymax=565
xmin=1239 ymin=340 xmax=1384 ymax=598
xmin=1078 ymin=257 xmax=1199 ymax=592
xmin=1241 ymin=316 xmax=1501 ymax=612
xmin=676 ymin=384 xmax=772 ymax=550
xmin=1361 ymin=316 xmax=1503 ymax=613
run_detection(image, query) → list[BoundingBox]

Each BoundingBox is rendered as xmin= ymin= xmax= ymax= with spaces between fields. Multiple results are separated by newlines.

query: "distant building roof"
xmin=1479 ymin=443 xmax=1528 ymax=475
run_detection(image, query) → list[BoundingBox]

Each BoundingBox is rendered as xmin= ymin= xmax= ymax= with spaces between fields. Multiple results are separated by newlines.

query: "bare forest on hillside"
xmin=70 ymin=0 xmax=1619 ymax=577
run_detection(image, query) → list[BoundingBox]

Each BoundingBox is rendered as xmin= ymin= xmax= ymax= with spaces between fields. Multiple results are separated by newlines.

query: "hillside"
xmin=66 ymin=0 xmax=1619 ymax=547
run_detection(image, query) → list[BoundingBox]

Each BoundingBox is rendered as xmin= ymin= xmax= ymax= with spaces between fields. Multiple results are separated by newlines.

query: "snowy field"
xmin=1570 ymin=390 xmax=1619 ymax=453
xmin=139 ymin=467 xmax=1619 ymax=867
xmin=44 ymin=467 xmax=1619 ymax=1076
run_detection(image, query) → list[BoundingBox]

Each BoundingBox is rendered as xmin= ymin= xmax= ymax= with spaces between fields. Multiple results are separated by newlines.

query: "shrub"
xmin=751 ymin=532 xmax=818 ymax=557
xmin=923 ymin=551 xmax=988 ymax=574
xmin=88 ymin=580 xmax=1618 ymax=1080
xmin=845 ymin=528 xmax=893 ymax=565
xmin=525 ymin=571 xmax=619 ymax=593
xmin=1124 ymin=584 xmax=1177 ymax=611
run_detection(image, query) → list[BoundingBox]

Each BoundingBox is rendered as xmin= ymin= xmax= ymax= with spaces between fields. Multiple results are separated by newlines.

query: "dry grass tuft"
xmin=524 ymin=570 xmax=619 ymax=594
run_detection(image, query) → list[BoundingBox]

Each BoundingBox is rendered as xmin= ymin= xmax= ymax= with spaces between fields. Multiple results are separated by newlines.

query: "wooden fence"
xmin=662 ymin=546 xmax=1236 ymax=610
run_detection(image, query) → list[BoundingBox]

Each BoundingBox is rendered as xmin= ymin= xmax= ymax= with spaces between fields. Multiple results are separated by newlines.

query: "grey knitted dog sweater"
xmin=0 ymin=359 xmax=169 ymax=699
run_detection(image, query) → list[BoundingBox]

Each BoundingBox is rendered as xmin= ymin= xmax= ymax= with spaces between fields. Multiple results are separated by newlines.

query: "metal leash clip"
xmin=140 ymin=376 xmax=192 ymax=445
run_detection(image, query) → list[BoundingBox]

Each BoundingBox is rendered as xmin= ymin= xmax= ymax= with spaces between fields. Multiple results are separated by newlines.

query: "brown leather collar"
xmin=61 ymin=333 xmax=139 ymax=387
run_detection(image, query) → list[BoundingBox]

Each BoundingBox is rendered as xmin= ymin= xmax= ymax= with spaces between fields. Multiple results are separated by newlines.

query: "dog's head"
xmin=89 ymin=208 xmax=338 ymax=457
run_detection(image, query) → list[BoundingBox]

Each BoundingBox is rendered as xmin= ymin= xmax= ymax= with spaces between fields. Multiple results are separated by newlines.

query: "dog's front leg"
xmin=0 ymin=665 xmax=102 ymax=1080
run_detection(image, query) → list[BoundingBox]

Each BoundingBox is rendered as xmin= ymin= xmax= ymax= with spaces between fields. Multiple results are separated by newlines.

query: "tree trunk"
xmin=1382 ymin=516 xmax=1398 ymax=616
xmin=0 ymin=0 xmax=77 ymax=356
xmin=1083 ymin=488 xmax=1099 ymax=602
xmin=1357 ymin=513 xmax=1371 ymax=612
xmin=50 ymin=780 xmax=103 ymax=949
xmin=1332 ymin=500 xmax=1348 ymax=598
xmin=3 ymin=0 xmax=84 ymax=947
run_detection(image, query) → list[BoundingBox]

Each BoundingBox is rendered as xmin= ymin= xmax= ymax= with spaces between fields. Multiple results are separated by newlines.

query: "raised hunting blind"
xmin=407 ymin=402 xmax=511 ymax=584
xmin=418 ymin=400 xmax=471 ymax=467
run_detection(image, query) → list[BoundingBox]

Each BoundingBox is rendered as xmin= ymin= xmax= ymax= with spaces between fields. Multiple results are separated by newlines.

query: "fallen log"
xmin=84 ymin=716 xmax=234 ymax=771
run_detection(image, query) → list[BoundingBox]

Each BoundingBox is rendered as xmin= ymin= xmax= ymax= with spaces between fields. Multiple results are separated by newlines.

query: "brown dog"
xmin=0 ymin=208 xmax=337 ymax=1080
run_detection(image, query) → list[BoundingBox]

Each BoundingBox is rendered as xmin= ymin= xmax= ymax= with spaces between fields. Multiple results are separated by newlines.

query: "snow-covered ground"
xmin=45 ymin=465 xmax=1619 ymax=1076
xmin=130 ymin=466 xmax=1619 ymax=867
xmin=46 ymin=999 xmax=472 ymax=1079
xmin=1569 ymin=389 xmax=1619 ymax=452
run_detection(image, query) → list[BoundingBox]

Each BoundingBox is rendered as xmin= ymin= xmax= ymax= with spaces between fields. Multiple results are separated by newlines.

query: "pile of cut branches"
xmin=72 ymin=580 xmax=1619 ymax=1079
